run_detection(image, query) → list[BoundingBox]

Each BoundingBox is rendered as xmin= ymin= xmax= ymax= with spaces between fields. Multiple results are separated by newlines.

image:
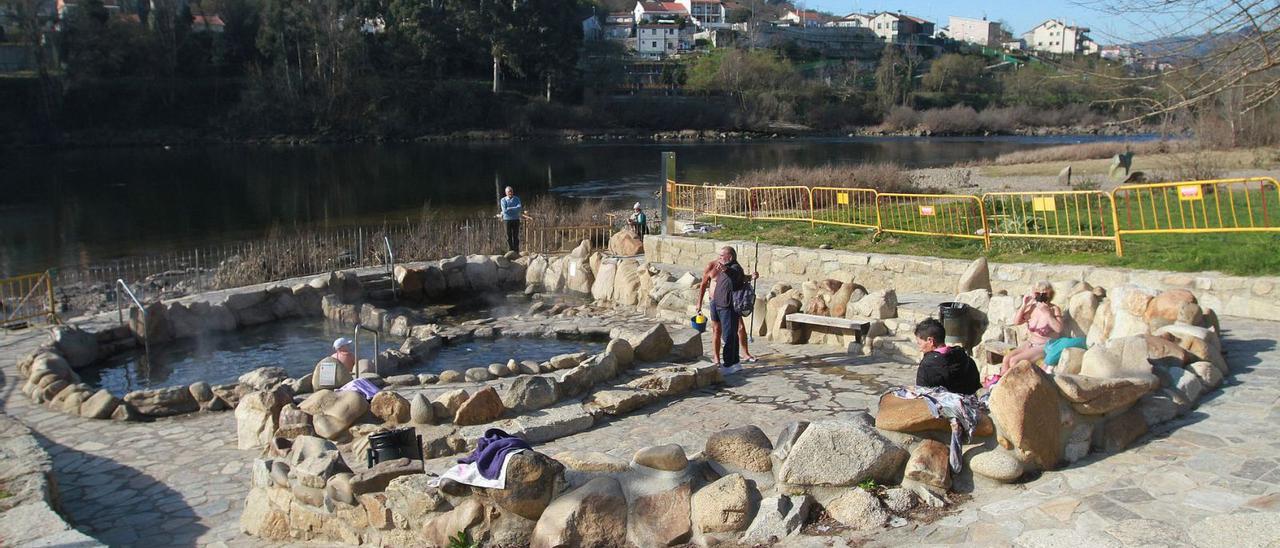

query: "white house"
xmin=677 ymin=0 xmax=727 ymax=29
xmin=947 ymin=16 xmax=1008 ymax=47
xmin=868 ymin=12 xmax=934 ymax=42
xmin=780 ymin=9 xmax=824 ymax=27
xmin=636 ymin=22 xmax=690 ymax=57
xmin=1022 ymin=19 xmax=1098 ymax=55
xmin=633 ymin=1 xmax=687 ymax=24
xmin=832 ymin=12 xmax=872 ymax=28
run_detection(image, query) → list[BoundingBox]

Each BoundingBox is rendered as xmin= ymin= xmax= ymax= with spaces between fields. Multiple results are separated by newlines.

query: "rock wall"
xmin=646 ymin=235 xmax=1280 ymax=321
xmin=0 ymin=413 xmax=105 ymax=546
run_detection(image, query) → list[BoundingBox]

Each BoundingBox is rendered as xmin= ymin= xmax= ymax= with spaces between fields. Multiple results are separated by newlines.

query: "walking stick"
xmin=749 ymin=238 xmax=759 ymax=343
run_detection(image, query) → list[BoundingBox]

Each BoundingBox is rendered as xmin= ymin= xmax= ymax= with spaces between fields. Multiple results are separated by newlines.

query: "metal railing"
xmin=877 ymin=192 xmax=990 ymax=245
xmin=383 ymin=235 xmax=398 ymax=299
xmin=116 ymin=279 xmax=151 ymax=364
xmin=1111 ymin=177 xmax=1280 ymax=256
xmin=983 ymin=190 xmax=1117 ymax=243
xmin=811 ymin=187 xmax=880 ymax=229
xmin=1 ymin=270 xmax=58 ymax=328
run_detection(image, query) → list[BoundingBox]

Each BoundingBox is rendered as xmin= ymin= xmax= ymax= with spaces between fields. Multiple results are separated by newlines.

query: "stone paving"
xmin=2 ymin=311 xmax=1279 ymax=546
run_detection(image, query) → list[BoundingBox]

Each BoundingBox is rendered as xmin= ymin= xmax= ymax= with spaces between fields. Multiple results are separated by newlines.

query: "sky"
xmin=798 ymin=0 xmax=1220 ymax=46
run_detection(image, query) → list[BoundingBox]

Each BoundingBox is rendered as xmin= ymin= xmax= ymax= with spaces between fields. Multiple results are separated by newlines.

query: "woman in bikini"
xmin=995 ymin=281 xmax=1063 ymax=381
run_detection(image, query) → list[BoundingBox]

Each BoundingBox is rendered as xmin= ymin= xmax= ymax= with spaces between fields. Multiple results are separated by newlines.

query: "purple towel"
xmin=337 ymin=378 xmax=380 ymax=400
xmin=458 ymin=429 xmax=532 ymax=480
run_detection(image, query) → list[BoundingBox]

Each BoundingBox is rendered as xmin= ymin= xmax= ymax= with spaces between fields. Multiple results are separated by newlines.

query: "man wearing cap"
xmin=628 ymin=202 xmax=648 ymax=240
xmin=313 ymin=337 xmax=355 ymax=390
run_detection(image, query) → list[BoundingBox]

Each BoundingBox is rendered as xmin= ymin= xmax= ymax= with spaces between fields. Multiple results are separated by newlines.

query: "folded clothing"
xmin=1044 ymin=337 xmax=1087 ymax=366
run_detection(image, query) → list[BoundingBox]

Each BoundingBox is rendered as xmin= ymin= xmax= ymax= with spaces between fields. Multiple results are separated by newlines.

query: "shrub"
xmin=880 ymin=106 xmax=919 ymax=132
xmin=920 ymin=105 xmax=980 ymax=134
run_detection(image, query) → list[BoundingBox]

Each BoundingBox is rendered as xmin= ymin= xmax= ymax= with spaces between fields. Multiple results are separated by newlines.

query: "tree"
xmin=874 ymin=44 xmax=918 ymax=110
xmin=921 ymin=53 xmax=989 ymax=95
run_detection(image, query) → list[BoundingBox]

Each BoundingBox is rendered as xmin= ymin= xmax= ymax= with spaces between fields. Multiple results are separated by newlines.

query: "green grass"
xmin=696 ymin=218 xmax=1280 ymax=276
xmin=0 ymin=488 xmax=12 ymax=500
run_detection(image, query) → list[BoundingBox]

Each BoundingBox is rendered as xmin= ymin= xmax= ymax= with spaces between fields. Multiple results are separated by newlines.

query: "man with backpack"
xmin=696 ymin=246 xmax=757 ymax=375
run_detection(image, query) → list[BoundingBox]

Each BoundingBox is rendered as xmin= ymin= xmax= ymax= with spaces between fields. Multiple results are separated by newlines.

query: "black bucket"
xmin=366 ymin=428 xmax=422 ymax=468
xmin=938 ymin=302 xmax=970 ymax=347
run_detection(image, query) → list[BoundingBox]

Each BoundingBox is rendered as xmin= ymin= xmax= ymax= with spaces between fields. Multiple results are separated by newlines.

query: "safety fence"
xmin=1 ymin=271 xmax=58 ymax=328
xmin=666 ymin=176 xmax=1280 ymax=256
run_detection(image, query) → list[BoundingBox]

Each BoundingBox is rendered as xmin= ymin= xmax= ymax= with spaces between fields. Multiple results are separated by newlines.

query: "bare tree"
xmin=1073 ymin=0 xmax=1279 ymax=120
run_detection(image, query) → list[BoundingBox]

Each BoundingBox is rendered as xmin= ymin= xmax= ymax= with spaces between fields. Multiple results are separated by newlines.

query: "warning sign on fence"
xmin=1032 ymin=197 xmax=1057 ymax=212
xmin=715 ymin=190 xmax=727 ymax=200
xmin=1177 ymin=185 xmax=1203 ymax=201
xmin=919 ymin=205 xmax=936 ymax=216
xmin=837 ymin=192 xmax=850 ymax=205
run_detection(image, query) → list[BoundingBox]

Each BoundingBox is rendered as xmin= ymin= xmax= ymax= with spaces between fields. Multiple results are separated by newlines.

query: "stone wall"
xmin=646 ymin=235 xmax=1280 ymax=321
xmin=0 ymin=413 xmax=105 ymax=546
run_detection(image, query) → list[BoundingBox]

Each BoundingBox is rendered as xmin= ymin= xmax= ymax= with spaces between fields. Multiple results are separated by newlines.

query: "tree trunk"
xmin=492 ymin=54 xmax=502 ymax=93
xmin=545 ymin=73 xmax=552 ymax=101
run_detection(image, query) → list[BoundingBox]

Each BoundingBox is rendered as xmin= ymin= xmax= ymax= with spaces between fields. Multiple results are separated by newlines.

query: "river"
xmin=0 ymin=134 xmax=1146 ymax=276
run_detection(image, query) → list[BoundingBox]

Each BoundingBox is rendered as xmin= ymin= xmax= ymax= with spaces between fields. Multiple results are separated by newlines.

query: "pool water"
xmin=78 ymin=318 xmax=601 ymax=393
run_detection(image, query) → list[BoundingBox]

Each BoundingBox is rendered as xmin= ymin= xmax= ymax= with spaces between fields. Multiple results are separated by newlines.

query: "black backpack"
xmin=732 ymin=283 xmax=755 ymax=317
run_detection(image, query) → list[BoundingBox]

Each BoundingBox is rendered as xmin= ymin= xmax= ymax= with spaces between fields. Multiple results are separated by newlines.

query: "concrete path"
xmin=2 ymin=312 xmax=1277 ymax=546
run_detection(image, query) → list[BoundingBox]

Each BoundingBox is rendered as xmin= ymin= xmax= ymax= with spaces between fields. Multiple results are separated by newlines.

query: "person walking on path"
xmin=499 ymin=186 xmax=523 ymax=253
xmin=696 ymin=246 xmax=757 ymax=375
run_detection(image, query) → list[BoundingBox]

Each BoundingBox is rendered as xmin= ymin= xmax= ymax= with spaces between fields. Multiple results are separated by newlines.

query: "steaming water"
xmin=79 ymin=317 xmax=602 ymax=393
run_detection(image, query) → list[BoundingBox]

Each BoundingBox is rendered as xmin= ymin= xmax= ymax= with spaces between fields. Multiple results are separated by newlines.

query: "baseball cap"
xmin=333 ymin=337 xmax=353 ymax=350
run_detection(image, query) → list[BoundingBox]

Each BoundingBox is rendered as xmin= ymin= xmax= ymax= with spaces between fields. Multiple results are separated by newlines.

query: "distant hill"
xmin=1122 ymin=28 xmax=1250 ymax=61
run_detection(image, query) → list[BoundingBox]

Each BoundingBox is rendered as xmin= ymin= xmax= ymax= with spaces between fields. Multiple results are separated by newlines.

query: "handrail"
xmin=353 ymin=324 xmax=379 ymax=377
xmin=383 ymin=235 xmax=397 ymax=299
xmin=115 ymin=279 xmax=151 ymax=366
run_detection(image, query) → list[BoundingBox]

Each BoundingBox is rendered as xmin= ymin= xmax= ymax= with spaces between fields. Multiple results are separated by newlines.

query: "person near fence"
xmin=499 ymin=186 xmax=523 ymax=253
xmin=696 ymin=246 xmax=757 ymax=375
xmin=992 ymin=280 xmax=1063 ymax=385
xmin=914 ymin=318 xmax=981 ymax=395
xmin=628 ymin=202 xmax=648 ymax=240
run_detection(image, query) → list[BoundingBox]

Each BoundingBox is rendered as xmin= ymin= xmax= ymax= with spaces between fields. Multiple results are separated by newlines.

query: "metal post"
xmin=660 ymin=151 xmax=675 ymax=235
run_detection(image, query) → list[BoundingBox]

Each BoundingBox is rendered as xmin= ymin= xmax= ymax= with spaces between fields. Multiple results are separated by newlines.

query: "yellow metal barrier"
xmin=877 ymin=193 xmax=990 ymax=246
xmin=811 ymin=187 xmax=880 ymax=229
xmin=1 ymin=270 xmax=59 ymax=327
xmin=1111 ymin=177 xmax=1280 ymax=256
xmin=667 ymin=181 xmax=700 ymax=212
xmin=983 ymin=190 xmax=1118 ymax=246
xmin=749 ymin=186 xmax=814 ymax=222
xmin=704 ymin=185 xmax=752 ymax=220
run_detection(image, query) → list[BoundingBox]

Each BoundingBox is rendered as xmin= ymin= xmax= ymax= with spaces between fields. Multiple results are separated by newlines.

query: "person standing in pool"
xmin=313 ymin=337 xmax=356 ymax=390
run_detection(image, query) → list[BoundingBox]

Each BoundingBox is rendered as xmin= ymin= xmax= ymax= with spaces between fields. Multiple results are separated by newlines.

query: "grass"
xmin=977 ymin=146 xmax=1280 ymax=179
xmin=694 ymin=217 xmax=1280 ymax=276
xmin=0 ymin=488 xmax=12 ymax=500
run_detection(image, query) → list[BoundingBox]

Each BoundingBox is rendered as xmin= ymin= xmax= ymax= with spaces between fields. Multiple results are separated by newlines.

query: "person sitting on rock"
xmin=914 ymin=318 xmax=981 ymax=395
xmin=313 ymin=337 xmax=355 ymax=390
xmin=993 ymin=280 xmax=1063 ymax=384
xmin=628 ymin=202 xmax=648 ymax=240
xmin=331 ymin=337 xmax=356 ymax=371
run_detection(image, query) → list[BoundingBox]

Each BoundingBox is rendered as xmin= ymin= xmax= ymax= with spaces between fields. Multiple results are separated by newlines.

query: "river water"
xmin=0 ymin=135 xmax=1144 ymax=276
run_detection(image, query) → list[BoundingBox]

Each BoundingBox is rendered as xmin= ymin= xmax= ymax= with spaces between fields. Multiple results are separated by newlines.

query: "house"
xmin=832 ymin=12 xmax=872 ymax=28
xmin=583 ymin=15 xmax=603 ymax=40
xmin=1022 ymin=19 xmax=1097 ymax=55
xmin=677 ymin=0 xmax=726 ymax=29
xmin=868 ymin=12 xmax=934 ymax=43
xmin=780 ymin=9 xmax=824 ymax=28
xmin=191 ymin=14 xmax=224 ymax=32
xmin=947 ymin=16 xmax=1008 ymax=47
xmin=635 ymin=22 xmax=691 ymax=58
xmin=633 ymin=1 xmax=687 ymax=24
xmin=603 ymin=12 xmax=634 ymax=40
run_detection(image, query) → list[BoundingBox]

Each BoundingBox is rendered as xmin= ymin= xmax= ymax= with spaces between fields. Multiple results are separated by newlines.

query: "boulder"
xmin=553 ymin=451 xmax=630 ymax=473
xmin=904 ymin=439 xmax=950 ymax=489
xmin=235 ymin=388 xmax=292 ymax=450
xmin=239 ymin=367 xmax=290 ymax=391
xmin=585 ymin=389 xmax=655 ymax=416
xmin=627 ymin=368 xmax=695 ymax=397
xmin=349 ymin=458 xmax=421 ymax=496
xmin=276 ymin=404 xmax=313 ymax=438
xmin=988 ymin=362 xmax=1063 ymax=470
xmin=743 ymin=495 xmax=811 ymax=542
xmin=1108 ymin=285 xmax=1158 ymax=340
xmin=875 ymin=394 xmax=994 ymax=437
xmin=1145 ymin=289 xmax=1199 ymax=328
xmin=1065 ymin=290 xmax=1101 ymax=338
xmin=851 ymin=289 xmax=897 ymax=319
xmin=965 ymin=444 xmax=1024 ymax=483
xmin=609 ymin=230 xmax=644 ymax=256
xmin=433 ymin=389 xmax=469 ymax=418
xmin=629 ymin=482 xmax=693 ymax=547
xmin=189 ymin=381 xmax=214 ymax=404
xmin=1168 ymin=366 xmax=1205 ymax=402
xmin=501 ymin=376 xmax=559 ymax=413
xmin=125 ymin=386 xmax=200 ymax=417
xmin=1188 ymin=361 xmax=1223 ymax=389
xmin=591 ymin=261 xmax=619 ymax=301
xmin=626 ymin=324 xmax=674 ymax=362
xmin=611 ymin=260 xmax=645 ymax=306
xmin=705 ymin=425 xmax=773 ymax=472
xmin=299 ymin=389 xmax=338 ymax=415
xmin=1137 ymin=388 xmax=1187 ymax=426
xmin=50 ymin=325 xmax=98 ymax=368
xmin=825 ymin=488 xmax=888 ymax=531
xmin=474 ymin=451 xmax=566 ymax=523
xmin=767 ymin=296 xmax=804 ymax=344
xmin=775 ymin=416 xmax=907 ymax=487
xmin=605 ymin=338 xmax=634 ymax=369
xmin=633 ymin=444 xmax=688 ymax=472
xmin=692 ymin=473 xmax=754 ymax=534
xmin=240 ymin=488 xmax=290 ymax=540
xmin=1058 ymin=347 xmax=1087 ymax=375
xmin=314 ymin=391 xmax=370 ymax=440
xmin=465 ymin=367 xmax=495 ymax=382
xmin=956 ymin=257 xmax=991 ymax=294
xmin=393 ymin=265 xmax=426 ymax=298
xmin=369 ymin=391 xmax=411 ymax=424
xmin=1093 ymin=407 xmax=1148 ymax=453
xmin=530 ymin=477 xmax=628 ymax=548
xmin=563 ymin=256 xmax=594 ymax=295
xmin=465 ymin=255 xmax=500 ymax=291
xmin=454 ymin=387 xmax=505 ymax=426
xmin=79 ymin=389 xmax=120 ymax=419
xmin=409 ymin=393 xmax=435 ymax=425
xmin=668 ymin=329 xmax=703 ymax=361
xmin=334 ymin=271 xmax=363 ymax=303
xmin=438 ymin=370 xmax=463 ymax=383
xmin=422 ymin=499 xmax=485 ymax=548
xmin=1080 ymin=338 xmax=1156 ymax=380
xmin=1052 ymin=374 xmax=1159 ymax=415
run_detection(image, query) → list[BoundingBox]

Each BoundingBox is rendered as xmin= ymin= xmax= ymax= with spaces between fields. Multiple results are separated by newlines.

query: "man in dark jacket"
xmin=914 ymin=318 xmax=981 ymax=395
xmin=696 ymin=246 xmax=755 ymax=375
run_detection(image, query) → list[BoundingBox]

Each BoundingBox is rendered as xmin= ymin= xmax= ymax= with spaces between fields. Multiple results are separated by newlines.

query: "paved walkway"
xmin=2 ymin=313 xmax=1278 ymax=546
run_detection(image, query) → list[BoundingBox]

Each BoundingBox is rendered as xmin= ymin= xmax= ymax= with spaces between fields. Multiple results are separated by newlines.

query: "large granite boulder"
xmin=530 ymin=476 xmax=628 ymax=548
xmin=501 ymin=375 xmax=560 ymax=413
xmin=125 ymin=386 xmax=200 ymax=417
xmin=775 ymin=416 xmax=907 ymax=487
xmin=608 ymin=230 xmax=644 ymax=256
xmin=825 ymin=488 xmax=888 ymax=531
xmin=50 ymin=325 xmax=98 ymax=368
xmin=369 ymin=391 xmax=411 ymax=424
xmin=875 ymin=394 xmax=994 ymax=437
xmin=691 ymin=473 xmax=755 ymax=534
xmin=705 ymin=425 xmax=773 ymax=472
xmin=235 ymin=388 xmax=292 ymax=450
xmin=988 ymin=362 xmax=1063 ymax=470
xmin=626 ymin=324 xmax=674 ymax=363
xmin=454 ymin=387 xmax=505 ymax=426
xmin=1053 ymin=374 xmax=1158 ymax=415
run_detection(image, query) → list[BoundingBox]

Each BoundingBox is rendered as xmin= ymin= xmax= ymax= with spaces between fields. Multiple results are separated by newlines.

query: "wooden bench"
xmin=978 ymin=340 xmax=1018 ymax=364
xmin=784 ymin=313 xmax=873 ymax=344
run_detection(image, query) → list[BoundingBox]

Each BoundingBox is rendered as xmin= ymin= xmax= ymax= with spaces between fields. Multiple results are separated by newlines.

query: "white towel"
xmin=429 ymin=449 xmax=526 ymax=490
